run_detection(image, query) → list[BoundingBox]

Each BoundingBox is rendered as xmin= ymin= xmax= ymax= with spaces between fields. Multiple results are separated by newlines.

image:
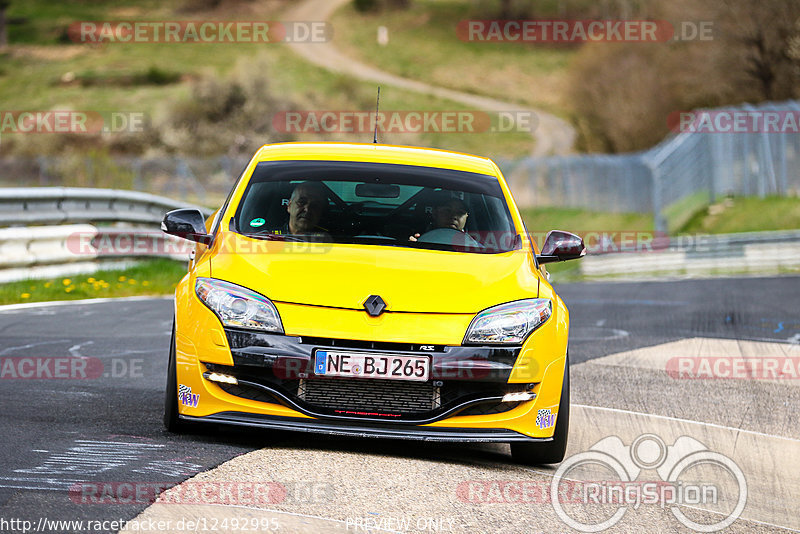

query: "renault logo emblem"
xmin=363 ymin=295 xmax=387 ymax=316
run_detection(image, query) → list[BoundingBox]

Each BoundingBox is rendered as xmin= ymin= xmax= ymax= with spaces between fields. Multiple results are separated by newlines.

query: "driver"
xmin=284 ymin=181 xmax=329 ymax=235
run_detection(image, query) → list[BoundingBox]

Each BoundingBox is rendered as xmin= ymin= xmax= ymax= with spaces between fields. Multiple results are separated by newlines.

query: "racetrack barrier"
xmin=0 ymin=188 xmax=210 ymax=282
xmin=579 ymin=229 xmax=800 ymax=278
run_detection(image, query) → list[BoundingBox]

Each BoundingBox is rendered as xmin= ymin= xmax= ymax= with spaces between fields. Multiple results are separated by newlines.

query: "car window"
xmin=233 ymin=160 xmax=518 ymax=253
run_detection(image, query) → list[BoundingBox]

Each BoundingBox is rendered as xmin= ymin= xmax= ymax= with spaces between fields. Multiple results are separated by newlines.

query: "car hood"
xmin=209 ymin=233 xmax=539 ymax=314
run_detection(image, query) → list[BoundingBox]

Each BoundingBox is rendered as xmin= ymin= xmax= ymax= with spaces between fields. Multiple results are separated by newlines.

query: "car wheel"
xmin=510 ymin=353 xmax=570 ymax=465
xmin=163 ymin=321 xmax=189 ymax=433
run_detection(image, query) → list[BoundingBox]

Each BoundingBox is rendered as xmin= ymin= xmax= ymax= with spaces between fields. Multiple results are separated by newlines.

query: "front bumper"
xmin=174 ymin=280 xmax=570 ymax=440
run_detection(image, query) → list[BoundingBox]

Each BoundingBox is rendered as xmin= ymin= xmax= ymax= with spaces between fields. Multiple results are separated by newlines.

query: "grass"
xmin=524 ymin=197 xmax=800 ymax=282
xmin=542 ymin=260 xmax=584 ymax=283
xmin=6 ymin=0 xmax=172 ymax=45
xmin=0 ymin=259 xmax=186 ymax=305
xmin=330 ymin=1 xmax=576 ymax=117
xmin=0 ymin=0 xmax=535 ymax=160
xmin=266 ymin=49 xmax=535 ymax=158
xmin=662 ymin=191 xmax=709 ymax=234
xmin=520 ymin=195 xmax=800 ymax=239
xmin=2 ymin=1 xmax=200 ymax=113
xmin=71 ymin=65 xmax=182 ymax=87
xmin=519 ymin=206 xmax=654 ymax=235
xmin=520 ymin=206 xmax=655 ymax=283
xmin=678 ymin=196 xmax=800 ymax=235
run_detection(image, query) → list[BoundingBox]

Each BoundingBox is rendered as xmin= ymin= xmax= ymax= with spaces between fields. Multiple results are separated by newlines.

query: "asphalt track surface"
xmin=0 ymin=276 xmax=798 ymax=533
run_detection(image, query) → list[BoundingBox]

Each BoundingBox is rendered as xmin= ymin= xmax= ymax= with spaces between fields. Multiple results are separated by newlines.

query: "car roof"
xmin=252 ymin=142 xmax=499 ymax=177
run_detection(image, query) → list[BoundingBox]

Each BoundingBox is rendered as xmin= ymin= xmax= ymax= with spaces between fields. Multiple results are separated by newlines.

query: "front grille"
xmin=297 ymin=378 xmax=439 ymax=414
xmin=218 ymin=382 xmax=281 ymax=405
xmin=457 ymin=400 xmax=522 ymax=416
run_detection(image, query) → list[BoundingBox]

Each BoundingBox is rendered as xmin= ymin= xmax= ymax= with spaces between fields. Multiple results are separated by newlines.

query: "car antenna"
xmin=373 ymin=86 xmax=381 ymax=144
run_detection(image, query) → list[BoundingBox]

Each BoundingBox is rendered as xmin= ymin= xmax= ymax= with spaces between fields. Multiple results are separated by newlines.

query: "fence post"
xmin=776 ymin=132 xmax=787 ymax=195
xmin=647 ymin=158 xmax=667 ymax=234
xmin=85 ymin=157 xmax=94 ymax=188
xmin=709 ymin=133 xmax=723 ymax=203
xmin=37 ymin=156 xmax=48 ymax=186
xmin=132 ymin=160 xmax=143 ymax=191
xmin=759 ymin=128 xmax=778 ymax=198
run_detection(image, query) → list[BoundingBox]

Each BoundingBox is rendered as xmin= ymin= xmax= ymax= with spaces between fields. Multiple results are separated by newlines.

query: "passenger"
xmin=410 ymin=194 xmax=481 ymax=247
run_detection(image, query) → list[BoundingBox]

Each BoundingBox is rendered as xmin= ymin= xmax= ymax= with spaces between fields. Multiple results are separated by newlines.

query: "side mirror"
xmin=537 ymin=230 xmax=585 ymax=264
xmin=161 ymin=208 xmax=211 ymax=244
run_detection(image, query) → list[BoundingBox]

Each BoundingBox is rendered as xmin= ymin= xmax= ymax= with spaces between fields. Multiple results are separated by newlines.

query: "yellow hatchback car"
xmin=162 ymin=142 xmax=584 ymax=464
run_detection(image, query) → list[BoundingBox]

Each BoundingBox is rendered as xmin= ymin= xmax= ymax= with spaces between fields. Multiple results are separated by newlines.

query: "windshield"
xmin=233 ymin=160 xmax=518 ymax=253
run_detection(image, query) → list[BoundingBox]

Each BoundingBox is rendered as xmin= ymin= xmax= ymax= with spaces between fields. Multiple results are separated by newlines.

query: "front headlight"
xmin=195 ymin=278 xmax=283 ymax=333
xmin=464 ymin=299 xmax=551 ymax=344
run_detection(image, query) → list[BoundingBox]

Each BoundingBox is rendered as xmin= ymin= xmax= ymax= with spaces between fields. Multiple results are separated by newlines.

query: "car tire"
xmin=164 ymin=321 xmax=190 ymax=433
xmin=510 ymin=353 xmax=570 ymax=465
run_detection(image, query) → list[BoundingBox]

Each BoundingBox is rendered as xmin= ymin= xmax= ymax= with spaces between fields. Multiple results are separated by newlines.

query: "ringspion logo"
xmin=551 ymin=434 xmax=747 ymax=532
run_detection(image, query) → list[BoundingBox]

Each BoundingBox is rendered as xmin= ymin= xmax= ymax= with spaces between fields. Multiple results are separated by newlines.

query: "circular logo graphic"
xmin=630 ymin=434 xmax=667 ymax=469
xmin=551 ymin=452 xmax=629 ymax=532
xmin=250 ymin=218 xmax=266 ymax=227
xmin=665 ymin=451 xmax=748 ymax=532
xmin=551 ymin=434 xmax=747 ymax=533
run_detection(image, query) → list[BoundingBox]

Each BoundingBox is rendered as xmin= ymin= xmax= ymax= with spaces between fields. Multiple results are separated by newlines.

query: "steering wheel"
xmin=416 ymin=228 xmax=483 ymax=248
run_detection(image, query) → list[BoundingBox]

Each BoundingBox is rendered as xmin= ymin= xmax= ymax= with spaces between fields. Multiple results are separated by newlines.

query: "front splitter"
xmin=181 ymin=411 xmax=549 ymax=443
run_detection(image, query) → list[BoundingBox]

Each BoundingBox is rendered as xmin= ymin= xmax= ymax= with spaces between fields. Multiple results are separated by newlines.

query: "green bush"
xmin=353 ymin=0 xmax=411 ymax=12
xmin=71 ymin=67 xmax=181 ymax=87
xmin=158 ymin=54 xmax=294 ymax=156
xmin=353 ymin=0 xmax=379 ymax=12
xmin=140 ymin=66 xmax=181 ymax=86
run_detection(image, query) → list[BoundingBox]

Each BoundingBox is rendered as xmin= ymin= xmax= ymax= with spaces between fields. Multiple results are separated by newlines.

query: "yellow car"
xmin=161 ymin=142 xmax=584 ymax=464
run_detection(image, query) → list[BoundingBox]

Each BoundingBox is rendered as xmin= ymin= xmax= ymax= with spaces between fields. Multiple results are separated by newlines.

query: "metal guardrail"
xmin=580 ymin=230 xmax=800 ymax=278
xmin=0 ymin=188 xmax=209 ymax=282
xmin=0 ymin=187 xmax=211 ymax=227
xmin=0 ymin=224 xmax=194 ymax=283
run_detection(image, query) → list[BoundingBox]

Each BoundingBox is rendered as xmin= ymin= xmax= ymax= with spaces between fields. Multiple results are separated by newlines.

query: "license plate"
xmin=314 ymin=351 xmax=429 ymax=382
